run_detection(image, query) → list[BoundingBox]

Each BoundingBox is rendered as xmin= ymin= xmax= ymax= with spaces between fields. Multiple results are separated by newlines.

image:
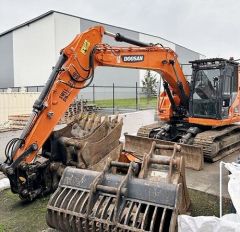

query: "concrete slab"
xmin=118 ymin=109 xmax=155 ymax=140
xmin=186 ymin=151 xmax=240 ymax=198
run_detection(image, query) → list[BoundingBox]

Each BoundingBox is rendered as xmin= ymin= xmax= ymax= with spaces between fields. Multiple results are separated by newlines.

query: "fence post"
xmin=113 ymin=83 xmax=115 ymax=114
xmin=93 ymin=84 xmax=95 ymax=104
xmin=136 ymin=82 xmax=138 ymax=111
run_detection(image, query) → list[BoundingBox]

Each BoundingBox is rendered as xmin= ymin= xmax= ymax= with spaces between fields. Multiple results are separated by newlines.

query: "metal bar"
xmin=105 ymin=30 xmax=151 ymax=47
xmin=149 ymin=206 xmax=158 ymax=231
xmin=132 ymin=203 xmax=142 ymax=227
xmin=115 ymin=33 xmax=151 ymax=47
xmin=159 ymin=208 xmax=167 ymax=232
xmin=104 ymin=30 xmax=116 ymax=38
xmin=110 ymin=161 xmax=130 ymax=169
xmin=170 ymin=61 xmax=188 ymax=107
xmin=136 ymin=82 xmax=138 ymax=111
xmin=33 ymin=54 xmax=67 ymax=111
xmin=163 ymin=81 xmax=177 ymax=112
xmin=101 ymin=196 xmax=113 ymax=219
xmin=124 ymin=201 xmax=134 ymax=226
xmin=93 ymin=84 xmax=95 ymax=104
xmin=155 ymin=144 xmax=176 ymax=150
xmin=219 ymin=161 xmax=226 ymax=217
xmin=149 ymin=157 xmax=178 ymax=166
xmin=141 ymin=204 xmax=150 ymax=230
xmin=96 ymin=185 xmax=127 ymax=195
xmin=113 ymin=83 xmax=115 ymax=115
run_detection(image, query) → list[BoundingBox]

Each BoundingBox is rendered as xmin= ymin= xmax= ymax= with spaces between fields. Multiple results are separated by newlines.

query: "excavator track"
xmin=193 ymin=125 xmax=240 ymax=162
xmin=137 ymin=121 xmax=166 ymax=137
xmin=137 ymin=122 xmax=240 ymax=163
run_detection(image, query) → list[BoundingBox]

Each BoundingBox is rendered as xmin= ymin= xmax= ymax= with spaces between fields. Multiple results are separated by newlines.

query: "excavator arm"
xmin=0 ymin=25 xmax=190 ymax=200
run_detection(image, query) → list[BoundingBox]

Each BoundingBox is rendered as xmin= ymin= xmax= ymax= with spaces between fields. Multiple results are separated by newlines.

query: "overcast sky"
xmin=1 ymin=0 xmax=239 ymax=59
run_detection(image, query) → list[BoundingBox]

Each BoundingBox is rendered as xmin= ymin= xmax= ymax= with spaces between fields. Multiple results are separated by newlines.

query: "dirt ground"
xmin=0 ymin=187 xmax=233 ymax=232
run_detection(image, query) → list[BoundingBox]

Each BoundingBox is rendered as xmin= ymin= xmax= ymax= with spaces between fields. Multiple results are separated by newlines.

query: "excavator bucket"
xmin=124 ymin=134 xmax=203 ymax=170
xmin=40 ymin=114 xmax=123 ymax=195
xmin=49 ymin=112 xmax=102 ymax=139
xmin=46 ymin=142 xmax=189 ymax=231
xmin=42 ymin=114 xmax=123 ymax=169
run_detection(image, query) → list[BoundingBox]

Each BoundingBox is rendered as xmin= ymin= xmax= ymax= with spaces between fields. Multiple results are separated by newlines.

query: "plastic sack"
xmin=225 ymin=162 xmax=240 ymax=215
xmin=178 ymin=214 xmax=240 ymax=232
xmin=0 ymin=177 xmax=10 ymax=191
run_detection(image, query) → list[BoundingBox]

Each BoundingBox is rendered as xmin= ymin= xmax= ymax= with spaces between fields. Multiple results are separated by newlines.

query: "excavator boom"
xmin=1 ymin=26 xmax=191 ymax=172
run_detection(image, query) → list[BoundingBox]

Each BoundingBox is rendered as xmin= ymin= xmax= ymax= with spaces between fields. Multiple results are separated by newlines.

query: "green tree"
xmin=142 ymin=70 xmax=158 ymax=103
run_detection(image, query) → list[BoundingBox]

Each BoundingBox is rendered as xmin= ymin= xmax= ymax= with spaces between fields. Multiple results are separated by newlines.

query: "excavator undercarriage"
xmin=138 ymin=121 xmax=240 ymax=162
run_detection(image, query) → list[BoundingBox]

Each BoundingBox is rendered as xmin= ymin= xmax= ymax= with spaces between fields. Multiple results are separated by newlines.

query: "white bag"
xmin=225 ymin=162 xmax=240 ymax=215
xmin=0 ymin=177 xmax=10 ymax=191
xmin=178 ymin=214 xmax=240 ymax=232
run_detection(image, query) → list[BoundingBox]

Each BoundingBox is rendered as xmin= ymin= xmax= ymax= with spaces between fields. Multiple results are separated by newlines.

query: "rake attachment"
xmin=46 ymin=145 xmax=186 ymax=232
xmin=138 ymin=141 xmax=190 ymax=214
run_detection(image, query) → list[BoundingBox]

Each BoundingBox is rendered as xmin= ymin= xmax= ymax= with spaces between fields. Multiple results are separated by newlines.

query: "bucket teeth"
xmin=43 ymin=113 xmax=123 ymax=170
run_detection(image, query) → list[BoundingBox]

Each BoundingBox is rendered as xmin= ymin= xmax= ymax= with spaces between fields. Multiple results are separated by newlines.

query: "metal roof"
xmin=0 ymin=10 xmax=204 ymax=56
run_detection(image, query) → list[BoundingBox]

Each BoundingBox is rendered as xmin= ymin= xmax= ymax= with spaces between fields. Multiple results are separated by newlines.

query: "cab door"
xmin=221 ymin=65 xmax=238 ymax=118
xmin=191 ymin=68 xmax=220 ymax=119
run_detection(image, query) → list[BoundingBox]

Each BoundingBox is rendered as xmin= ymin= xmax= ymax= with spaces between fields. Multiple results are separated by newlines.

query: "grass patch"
xmin=0 ymin=189 xmax=50 ymax=232
xmin=189 ymin=189 xmax=233 ymax=216
xmin=90 ymin=97 xmax=157 ymax=109
xmin=0 ymin=224 xmax=5 ymax=232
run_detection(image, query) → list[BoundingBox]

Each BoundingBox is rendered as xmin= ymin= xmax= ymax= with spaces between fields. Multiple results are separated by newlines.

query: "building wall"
xmin=0 ymin=92 xmax=39 ymax=123
xmin=54 ymin=12 xmax=81 ymax=60
xmin=175 ymin=45 xmax=202 ymax=81
xmin=0 ymin=11 xmax=205 ymax=101
xmin=13 ymin=14 xmax=55 ymax=86
xmin=0 ymin=32 xmax=14 ymax=88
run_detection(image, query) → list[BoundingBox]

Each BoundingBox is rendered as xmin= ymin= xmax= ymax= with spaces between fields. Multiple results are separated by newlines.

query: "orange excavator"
xmin=0 ymin=25 xmax=240 ymax=204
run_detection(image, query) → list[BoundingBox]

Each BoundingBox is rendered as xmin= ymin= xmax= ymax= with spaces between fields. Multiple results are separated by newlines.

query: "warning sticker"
xmin=80 ymin=40 xmax=90 ymax=55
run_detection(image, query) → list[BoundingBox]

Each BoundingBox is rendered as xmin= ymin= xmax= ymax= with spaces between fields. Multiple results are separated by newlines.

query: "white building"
xmin=0 ymin=11 xmax=205 ymax=99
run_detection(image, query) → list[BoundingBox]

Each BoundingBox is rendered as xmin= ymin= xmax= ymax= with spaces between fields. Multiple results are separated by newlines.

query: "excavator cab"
xmin=189 ymin=58 xmax=239 ymax=119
